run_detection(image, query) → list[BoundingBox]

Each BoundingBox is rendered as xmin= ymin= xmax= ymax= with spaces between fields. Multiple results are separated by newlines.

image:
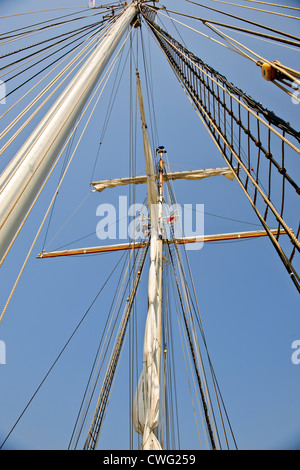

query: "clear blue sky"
xmin=0 ymin=0 xmax=299 ymax=450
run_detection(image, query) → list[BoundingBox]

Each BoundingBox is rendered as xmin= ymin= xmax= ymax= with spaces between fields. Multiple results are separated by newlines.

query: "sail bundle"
xmin=90 ymin=167 xmax=235 ymax=192
xmin=131 ymin=70 xmax=163 ymax=449
xmin=132 ymin=230 xmax=162 ymax=450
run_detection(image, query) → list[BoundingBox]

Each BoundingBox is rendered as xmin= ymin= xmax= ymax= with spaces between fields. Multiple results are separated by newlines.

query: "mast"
xmin=131 ymin=72 xmax=163 ymax=449
xmin=0 ymin=0 xmax=139 ymax=266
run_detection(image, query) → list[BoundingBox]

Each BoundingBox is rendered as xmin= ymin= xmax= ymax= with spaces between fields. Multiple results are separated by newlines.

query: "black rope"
xmin=0 ymin=252 xmax=126 ymax=450
xmin=143 ymin=15 xmax=300 ymax=144
xmin=184 ymin=0 xmax=300 ymax=42
xmin=164 ymin=175 xmax=238 ymax=449
xmin=166 ymin=239 xmax=217 ymax=450
xmin=69 ymin=250 xmax=130 ymax=449
xmin=143 ymin=14 xmax=300 ymax=294
xmin=0 ymin=11 xmax=110 ymax=42
xmin=3 ymin=21 xmax=108 ymax=99
xmin=0 ymin=8 xmax=92 ymax=39
xmin=0 ymin=19 xmax=106 ymax=63
xmin=164 ymin=7 xmax=300 ymax=48
xmin=83 ymin=247 xmax=148 ymax=450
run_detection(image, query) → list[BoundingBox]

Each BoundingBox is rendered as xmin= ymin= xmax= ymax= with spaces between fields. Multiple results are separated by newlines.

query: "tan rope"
xmin=210 ymin=0 xmax=300 ymax=20
xmin=206 ymin=23 xmax=300 ymax=88
xmin=0 ymin=26 xmax=134 ymax=324
xmin=149 ymin=5 xmax=300 ymax=100
xmin=145 ymin=17 xmax=300 ymax=154
xmin=243 ymin=0 xmax=300 ymax=11
xmin=156 ymin=10 xmax=256 ymax=62
xmin=0 ymin=7 xmax=89 ymax=20
xmin=0 ymin=24 xmax=111 ymax=147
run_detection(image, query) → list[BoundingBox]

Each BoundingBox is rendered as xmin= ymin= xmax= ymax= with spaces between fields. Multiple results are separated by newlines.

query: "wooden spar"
xmin=37 ymin=241 xmax=147 ymax=258
xmin=172 ymin=228 xmax=289 ymax=245
xmin=37 ymin=229 xmax=289 ymax=259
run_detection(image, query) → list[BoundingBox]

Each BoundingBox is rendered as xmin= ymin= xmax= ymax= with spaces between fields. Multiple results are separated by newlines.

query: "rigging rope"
xmin=69 ymin=249 xmax=135 ymax=448
xmin=0 ymin=8 xmax=92 ymax=38
xmin=82 ymin=246 xmax=148 ymax=450
xmin=164 ymin=7 xmax=300 ymax=48
xmin=141 ymin=11 xmax=300 ymax=294
xmin=0 ymin=20 xmax=114 ymax=155
xmin=0 ymin=7 xmax=93 ymax=20
xmin=209 ymin=0 xmax=300 ymax=20
xmin=143 ymin=9 xmax=300 ymax=144
xmin=164 ymin=164 xmax=237 ymax=448
xmin=0 ymin=17 xmax=118 ymax=101
xmin=166 ymin=239 xmax=217 ymax=449
xmin=0 ymin=250 xmax=126 ymax=450
xmin=0 ymin=10 xmax=102 ymax=42
xmin=184 ymin=0 xmax=300 ymax=42
xmin=243 ymin=0 xmax=300 ymax=11
xmin=0 ymin=20 xmax=105 ymax=63
xmin=0 ymin=27 xmax=134 ymax=322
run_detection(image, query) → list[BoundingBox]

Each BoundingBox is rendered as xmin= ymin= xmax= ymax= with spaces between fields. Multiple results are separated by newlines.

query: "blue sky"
xmin=0 ymin=0 xmax=299 ymax=450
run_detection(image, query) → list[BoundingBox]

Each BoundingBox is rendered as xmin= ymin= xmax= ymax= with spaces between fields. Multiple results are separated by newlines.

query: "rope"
xmin=164 ymin=174 xmax=225 ymax=449
xmin=0 ymin=27 xmax=133 ymax=322
xmin=151 ymin=6 xmax=300 ymax=92
xmin=0 ymin=251 xmax=126 ymax=450
xmin=164 ymin=174 xmax=236 ymax=449
xmin=143 ymin=15 xmax=300 ymax=148
xmin=69 ymin=250 xmax=130 ymax=449
xmin=163 ymin=7 xmax=300 ymax=48
xmin=0 ymin=20 xmax=104 ymax=62
xmin=204 ymin=22 xmax=300 ymax=88
xmin=82 ymin=247 xmax=148 ymax=450
xmin=156 ymin=9 xmax=254 ymax=61
xmin=168 ymin=255 xmax=206 ymax=448
xmin=143 ymin=16 xmax=300 ymax=293
xmin=0 ymin=7 xmax=92 ymax=20
xmin=243 ymin=0 xmax=300 ymax=11
xmin=184 ymin=0 xmax=300 ymax=42
xmin=0 ymin=21 xmax=113 ymax=154
xmin=0 ymin=8 xmax=92 ymax=38
xmin=209 ymin=0 xmax=300 ymax=20
xmin=1 ymin=17 xmax=117 ymax=99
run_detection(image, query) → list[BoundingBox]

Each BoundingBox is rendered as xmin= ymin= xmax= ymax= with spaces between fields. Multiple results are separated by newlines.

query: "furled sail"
xmin=131 ymin=72 xmax=162 ymax=450
xmin=90 ymin=167 xmax=235 ymax=192
xmin=132 ymin=230 xmax=162 ymax=450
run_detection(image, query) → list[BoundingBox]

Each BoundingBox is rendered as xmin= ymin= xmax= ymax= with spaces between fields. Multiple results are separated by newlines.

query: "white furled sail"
xmin=132 ymin=230 xmax=162 ymax=450
xmin=90 ymin=167 xmax=235 ymax=192
xmin=132 ymin=72 xmax=162 ymax=450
